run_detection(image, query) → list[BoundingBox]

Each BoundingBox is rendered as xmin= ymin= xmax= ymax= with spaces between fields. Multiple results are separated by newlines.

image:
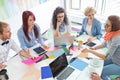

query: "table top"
xmin=5 ymin=35 xmax=105 ymax=80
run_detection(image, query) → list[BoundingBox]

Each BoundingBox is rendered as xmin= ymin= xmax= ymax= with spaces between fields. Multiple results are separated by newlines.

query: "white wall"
xmin=3 ymin=0 xmax=62 ymax=45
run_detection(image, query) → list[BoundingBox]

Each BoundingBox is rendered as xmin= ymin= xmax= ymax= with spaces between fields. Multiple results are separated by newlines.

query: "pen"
xmin=85 ymin=57 xmax=93 ymax=60
xmin=85 ymin=57 xmax=103 ymax=60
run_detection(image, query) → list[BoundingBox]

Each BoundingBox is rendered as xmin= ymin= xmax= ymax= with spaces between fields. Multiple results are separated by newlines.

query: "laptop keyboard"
xmin=57 ymin=67 xmax=75 ymax=80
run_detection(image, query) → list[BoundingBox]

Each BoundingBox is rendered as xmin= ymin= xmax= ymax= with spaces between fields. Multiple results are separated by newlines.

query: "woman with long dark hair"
xmin=51 ymin=7 xmax=71 ymax=38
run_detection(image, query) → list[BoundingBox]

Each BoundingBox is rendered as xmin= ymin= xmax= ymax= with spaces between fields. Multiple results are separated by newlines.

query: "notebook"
xmin=41 ymin=66 xmax=53 ymax=79
xmin=49 ymin=53 xmax=81 ymax=80
xmin=54 ymin=36 xmax=75 ymax=46
xmin=70 ymin=58 xmax=88 ymax=71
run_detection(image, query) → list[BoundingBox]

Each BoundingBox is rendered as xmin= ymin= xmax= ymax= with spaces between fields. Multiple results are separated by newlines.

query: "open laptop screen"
xmin=49 ymin=53 xmax=68 ymax=77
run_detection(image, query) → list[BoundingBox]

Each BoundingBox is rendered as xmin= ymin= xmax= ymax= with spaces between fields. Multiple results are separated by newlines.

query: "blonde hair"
xmin=84 ymin=7 xmax=96 ymax=16
xmin=0 ymin=21 xmax=8 ymax=34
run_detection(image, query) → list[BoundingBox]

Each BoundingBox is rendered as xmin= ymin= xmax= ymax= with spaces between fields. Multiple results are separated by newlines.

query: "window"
xmin=66 ymin=0 xmax=120 ymax=22
xmin=0 ymin=0 xmax=49 ymax=20
xmin=103 ymin=0 xmax=120 ymax=16
xmin=71 ymin=0 xmax=80 ymax=10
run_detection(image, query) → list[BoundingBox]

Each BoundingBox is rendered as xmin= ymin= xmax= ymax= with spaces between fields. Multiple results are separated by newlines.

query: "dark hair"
xmin=0 ymin=21 xmax=8 ymax=34
xmin=0 ymin=69 xmax=9 ymax=80
xmin=52 ymin=7 xmax=69 ymax=30
xmin=108 ymin=15 xmax=120 ymax=31
xmin=22 ymin=11 xmax=39 ymax=41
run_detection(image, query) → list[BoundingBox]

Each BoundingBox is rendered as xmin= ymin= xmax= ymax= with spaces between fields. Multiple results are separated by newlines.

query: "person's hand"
xmin=57 ymin=21 xmax=62 ymax=27
xmin=91 ymin=72 xmax=102 ymax=80
xmin=56 ymin=21 xmax=62 ymax=30
xmin=42 ymin=44 xmax=49 ymax=49
xmin=88 ymin=37 xmax=97 ymax=42
xmin=116 ymin=77 xmax=120 ymax=80
xmin=0 ymin=63 xmax=7 ymax=69
xmin=20 ymin=49 xmax=35 ymax=59
xmin=25 ymin=49 xmax=30 ymax=54
xmin=25 ymin=49 xmax=35 ymax=59
xmin=81 ymin=48 xmax=89 ymax=53
xmin=87 ymin=37 xmax=93 ymax=42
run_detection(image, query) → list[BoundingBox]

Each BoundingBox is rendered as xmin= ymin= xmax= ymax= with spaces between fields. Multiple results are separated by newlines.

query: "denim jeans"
xmin=101 ymin=59 xmax=120 ymax=80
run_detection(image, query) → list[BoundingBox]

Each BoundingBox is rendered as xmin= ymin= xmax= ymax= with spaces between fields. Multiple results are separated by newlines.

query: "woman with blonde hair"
xmin=79 ymin=7 xmax=102 ymax=42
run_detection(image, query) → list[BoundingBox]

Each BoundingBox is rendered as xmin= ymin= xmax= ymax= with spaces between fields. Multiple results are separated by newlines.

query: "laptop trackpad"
xmin=66 ymin=69 xmax=81 ymax=80
xmin=57 ymin=67 xmax=75 ymax=80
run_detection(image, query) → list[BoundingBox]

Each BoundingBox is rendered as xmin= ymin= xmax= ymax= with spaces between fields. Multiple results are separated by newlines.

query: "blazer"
xmin=80 ymin=17 xmax=102 ymax=39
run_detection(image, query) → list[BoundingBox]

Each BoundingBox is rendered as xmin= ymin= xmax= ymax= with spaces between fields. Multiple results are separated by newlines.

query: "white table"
xmin=5 ymin=35 xmax=105 ymax=80
xmin=5 ymin=54 xmax=104 ymax=80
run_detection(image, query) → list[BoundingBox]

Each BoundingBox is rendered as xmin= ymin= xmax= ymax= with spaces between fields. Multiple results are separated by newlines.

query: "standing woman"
xmin=17 ymin=11 xmax=48 ymax=50
xmin=79 ymin=7 xmax=102 ymax=42
xmin=51 ymin=7 xmax=71 ymax=38
xmin=82 ymin=15 xmax=120 ymax=80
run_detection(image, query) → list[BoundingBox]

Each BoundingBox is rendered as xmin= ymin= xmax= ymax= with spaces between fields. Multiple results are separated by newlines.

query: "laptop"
xmin=54 ymin=36 xmax=75 ymax=46
xmin=49 ymin=53 xmax=81 ymax=80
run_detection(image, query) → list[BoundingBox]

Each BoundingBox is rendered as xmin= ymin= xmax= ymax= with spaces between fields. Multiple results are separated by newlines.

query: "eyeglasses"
xmin=104 ymin=24 xmax=111 ymax=28
xmin=57 ymin=15 xmax=64 ymax=18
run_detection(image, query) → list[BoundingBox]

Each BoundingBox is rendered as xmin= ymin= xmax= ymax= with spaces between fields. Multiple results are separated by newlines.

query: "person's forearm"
xmin=94 ymin=44 xmax=104 ymax=50
xmin=19 ymin=50 xmax=32 ymax=58
xmin=63 ymin=32 xmax=70 ymax=36
xmin=89 ymin=49 xmax=106 ymax=60
xmin=93 ymin=37 xmax=97 ymax=40
xmin=54 ymin=27 xmax=61 ymax=38
xmin=54 ymin=31 xmax=59 ymax=38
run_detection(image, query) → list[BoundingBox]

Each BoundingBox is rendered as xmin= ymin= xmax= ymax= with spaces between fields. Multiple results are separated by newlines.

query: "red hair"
xmin=22 ymin=11 xmax=38 ymax=41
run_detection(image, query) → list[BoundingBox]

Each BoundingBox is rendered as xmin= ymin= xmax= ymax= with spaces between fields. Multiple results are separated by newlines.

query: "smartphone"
xmin=87 ymin=42 xmax=96 ymax=47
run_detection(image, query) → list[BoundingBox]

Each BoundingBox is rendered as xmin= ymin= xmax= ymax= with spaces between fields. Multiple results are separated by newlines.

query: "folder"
xmin=70 ymin=58 xmax=88 ymax=71
xmin=41 ymin=66 xmax=52 ymax=79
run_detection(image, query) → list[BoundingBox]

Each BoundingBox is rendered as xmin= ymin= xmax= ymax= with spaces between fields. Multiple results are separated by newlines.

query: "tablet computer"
xmin=33 ymin=46 xmax=46 ymax=54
